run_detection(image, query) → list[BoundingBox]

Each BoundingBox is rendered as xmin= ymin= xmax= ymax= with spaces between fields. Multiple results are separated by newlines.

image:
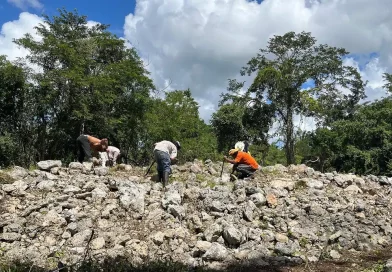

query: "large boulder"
xmin=37 ymin=160 xmax=62 ymax=171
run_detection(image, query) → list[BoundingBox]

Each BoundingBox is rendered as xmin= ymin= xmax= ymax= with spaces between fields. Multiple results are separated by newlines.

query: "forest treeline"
xmin=1 ymin=9 xmax=392 ymax=176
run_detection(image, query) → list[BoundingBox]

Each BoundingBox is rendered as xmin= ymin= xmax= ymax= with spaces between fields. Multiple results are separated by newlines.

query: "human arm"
xmin=224 ymin=156 xmax=236 ymax=165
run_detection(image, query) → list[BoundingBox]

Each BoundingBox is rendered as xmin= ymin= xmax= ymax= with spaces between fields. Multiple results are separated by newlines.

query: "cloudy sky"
xmin=1 ymin=0 xmax=392 ymax=128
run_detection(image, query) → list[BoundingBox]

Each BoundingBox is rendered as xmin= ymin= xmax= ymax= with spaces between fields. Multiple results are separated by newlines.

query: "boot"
xmin=162 ymin=172 xmax=169 ymax=188
xmin=158 ymin=171 xmax=163 ymax=183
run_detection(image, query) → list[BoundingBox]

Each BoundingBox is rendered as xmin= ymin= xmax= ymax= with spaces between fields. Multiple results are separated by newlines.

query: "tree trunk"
xmin=285 ymin=107 xmax=295 ymax=165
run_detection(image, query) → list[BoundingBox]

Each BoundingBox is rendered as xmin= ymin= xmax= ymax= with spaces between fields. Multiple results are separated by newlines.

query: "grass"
xmin=299 ymin=237 xmax=309 ymax=248
xmin=294 ymin=179 xmax=307 ymax=190
xmin=0 ymin=172 xmax=14 ymax=184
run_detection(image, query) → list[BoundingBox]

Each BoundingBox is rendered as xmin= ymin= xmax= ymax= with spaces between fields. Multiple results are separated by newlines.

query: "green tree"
xmin=210 ymin=103 xmax=248 ymax=152
xmin=384 ymin=73 xmax=392 ymax=93
xmin=0 ymin=56 xmax=36 ymax=167
xmin=14 ymin=8 xmax=154 ymax=164
xmin=223 ymin=31 xmax=366 ymax=165
xmin=307 ymin=97 xmax=392 ymax=175
xmin=144 ymin=90 xmax=219 ymax=163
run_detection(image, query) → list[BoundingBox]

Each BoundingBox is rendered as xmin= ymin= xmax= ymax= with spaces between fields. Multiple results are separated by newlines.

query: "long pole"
xmin=220 ymin=158 xmax=225 ymax=178
xmin=144 ymin=160 xmax=155 ymax=176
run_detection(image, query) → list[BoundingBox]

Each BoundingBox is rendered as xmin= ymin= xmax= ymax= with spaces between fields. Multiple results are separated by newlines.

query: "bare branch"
xmin=160 ymin=78 xmax=173 ymax=94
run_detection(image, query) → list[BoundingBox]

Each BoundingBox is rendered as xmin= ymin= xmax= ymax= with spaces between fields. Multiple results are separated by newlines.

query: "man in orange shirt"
xmin=224 ymin=148 xmax=260 ymax=179
xmin=76 ymin=134 xmax=108 ymax=164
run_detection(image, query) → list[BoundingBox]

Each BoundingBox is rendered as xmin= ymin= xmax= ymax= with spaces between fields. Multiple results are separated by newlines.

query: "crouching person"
xmin=153 ymin=140 xmax=181 ymax=187
xmin=224 ymin=148 xmax=260 ymax=180
xmin=107 ymin=146 xmax=121 ymax=167
xmin=76 ymin=134 xmax=108 ymax=164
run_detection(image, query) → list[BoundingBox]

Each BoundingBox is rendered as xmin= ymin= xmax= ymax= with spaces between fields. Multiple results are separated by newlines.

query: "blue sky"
xmin=0 ymin=0 xmax=136 ymax=36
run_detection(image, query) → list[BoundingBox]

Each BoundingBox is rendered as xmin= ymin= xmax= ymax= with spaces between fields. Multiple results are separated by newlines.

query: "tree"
xmin=210 ymin=103 xmax=248 ymax=152
xmin=0 ymin=56 xmax=36 ymax=167
xmin=223 ymin=31 xmax=366 ymax=165
xmin=14 ymin=8 xmax=154 ymax=164
xmin=144 ymin=90 xmax=219 ymax=163
xmin=384 ymin=73 xmax=392 ymax=93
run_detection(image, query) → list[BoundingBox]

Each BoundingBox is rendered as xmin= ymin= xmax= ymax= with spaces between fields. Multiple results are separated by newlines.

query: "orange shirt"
xmin=234 ymin=151 xmax=259 ymax=170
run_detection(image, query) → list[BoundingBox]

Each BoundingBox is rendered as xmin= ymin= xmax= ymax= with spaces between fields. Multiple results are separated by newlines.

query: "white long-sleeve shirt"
xmin=107 ymin=146 xmax=120 ymax=161
xmin=154 ymin=141 xmax=178 ymax=159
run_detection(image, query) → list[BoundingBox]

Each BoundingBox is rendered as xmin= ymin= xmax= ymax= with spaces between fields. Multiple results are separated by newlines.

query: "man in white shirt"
xmin=153 ymin=140 xmax=181 ymax=187
xmin=99 ymin=146 xmax=121 ymax=167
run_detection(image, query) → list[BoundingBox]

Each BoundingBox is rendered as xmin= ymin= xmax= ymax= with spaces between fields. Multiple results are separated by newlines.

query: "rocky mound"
xmin=0 ymin=160 xmax=392 ymax=270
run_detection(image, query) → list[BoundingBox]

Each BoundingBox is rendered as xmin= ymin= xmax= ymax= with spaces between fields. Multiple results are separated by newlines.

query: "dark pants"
xmin=235 ymin=164 xmax=257 ymax=179
xmin=154 ymin=150 xmax=171 ymax=173
xmin=77 ymin=135 xmax=91 ymax=163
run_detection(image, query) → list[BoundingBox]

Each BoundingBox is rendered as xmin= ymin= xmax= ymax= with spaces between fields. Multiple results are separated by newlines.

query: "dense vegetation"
xmin=1 ymin=9 xmax=392 ymax=176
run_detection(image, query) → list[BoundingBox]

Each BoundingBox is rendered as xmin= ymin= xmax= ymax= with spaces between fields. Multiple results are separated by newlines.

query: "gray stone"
xmin=69 ymin=229 xmax=93 ymax=247
xmin=190 ymin=164 xmax=202 ymax=173
xmin=275 ymin=233 xmax=289 ymax=243
xmin=119 ymin=182 xmax=145 ymax=217
xmin=94 ymin=167 xmax=109 ymax=176
xmin=69 ymin=162 xmax=83 ymax=170
xmin=0 ymin=233 xmax=21 ymax=242
xmin=162 ymin=190 xmax=181 ymax=208
xmin=91 ymin=237 xmax=105 ymax=250
xmin=37 ymin=160 xmax=62 ymax=170
xmin=202 ymin=242 xmax=228 ymax=261
xmin=168 ymin=205 xmax=185 ymax=219
xmin=329 ymin=231 xmax=342 ymax=241
xmin=344 ymin=184 xmax=362 ymax=194
xmin=8 ymin=166 xmax=28 ymax=179
xmin=330 ymin=249 xmax=341 ymax=259
xmin=306 ymin=179 xmax=324 ymax=189
xmin=63 ymin=185 xmax=81 ymax=194
xmin=204 ymin=223 xmax=223 ymax=242
xmin=249 ymin=193 xmax=266 ymax=207
xmin=42 ymin=172 xmax=59 ymax=180
xmin=36 ymin=180 xmax=55 ymax=190
xmin=151 ymin=231 xmax=165 ymax=245
xmin=210 ymin=201 xmax=225 ymax=212
xmin=92 ymin=188 xmax=108 ymax=200
xmin=223 ymin=226 xmax=243 ymax=246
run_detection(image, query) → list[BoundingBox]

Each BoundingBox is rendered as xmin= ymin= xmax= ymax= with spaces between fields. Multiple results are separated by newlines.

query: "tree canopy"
xmin=219 ymin=31 xmax=366 ymax=165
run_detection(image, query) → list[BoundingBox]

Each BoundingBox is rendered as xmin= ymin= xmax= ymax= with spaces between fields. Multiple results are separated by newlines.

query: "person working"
xmin=106 ymin=146 xmax=121 ymax=166
xmin=224 ymin=148 xmax=260 ymax=179
xmin=153 ymin=140 xmax=181 ymax=187
xmin=76 ymin=134 xmax=108 ymax=164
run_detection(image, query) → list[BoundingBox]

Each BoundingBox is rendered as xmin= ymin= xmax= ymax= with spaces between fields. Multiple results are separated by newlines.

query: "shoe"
xmin=230 ymin=174 xmax=238 ymax=181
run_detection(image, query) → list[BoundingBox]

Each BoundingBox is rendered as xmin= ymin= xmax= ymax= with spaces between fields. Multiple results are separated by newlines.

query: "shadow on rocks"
xmin=0 ymin=255 xmax=302 ymax=272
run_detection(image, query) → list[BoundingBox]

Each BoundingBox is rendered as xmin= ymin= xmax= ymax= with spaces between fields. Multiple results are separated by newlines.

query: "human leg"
xmin=77 ymin=135 xmax=91 ymax=163
xmin=154 ymin=150 xmax=171 ymax=187
xmin=236 ymin=164 xmax=256 ymax=179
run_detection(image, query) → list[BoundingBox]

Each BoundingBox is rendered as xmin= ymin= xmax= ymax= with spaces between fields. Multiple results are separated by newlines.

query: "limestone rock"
xmin=202 ymin=242 xmax=228 ymax=261
xmin=37 ymin=160 xmax=62 ymax=171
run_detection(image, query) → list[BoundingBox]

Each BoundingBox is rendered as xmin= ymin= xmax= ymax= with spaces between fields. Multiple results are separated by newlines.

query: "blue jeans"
xmin=154 ymin=150 xmax=171 ymax=173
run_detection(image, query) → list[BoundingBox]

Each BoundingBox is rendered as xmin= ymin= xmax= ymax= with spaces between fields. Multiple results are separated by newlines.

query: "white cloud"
xmin=344 ymin=57 xmax=388 ymax=102
xmin=124 ymin=0 xmax=392 ymax=122
xmin=7 ymin=0 xmax=43 ymax=10
xmin=0 ymin=12 xmax=42 ymax=61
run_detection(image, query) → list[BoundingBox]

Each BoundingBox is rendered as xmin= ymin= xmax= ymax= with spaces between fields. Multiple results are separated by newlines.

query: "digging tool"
xmin=220 ymin=158 xmax=225 ymax=178
xmin=144 ymin=160 xmax=155 ymax=176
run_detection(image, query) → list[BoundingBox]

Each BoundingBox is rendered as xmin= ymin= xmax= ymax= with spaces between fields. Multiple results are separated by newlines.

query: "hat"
xmin=174 ymin=141 xmax=181 ymax=150
xmin=229 ymin=149 xmax=239 ymax=156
